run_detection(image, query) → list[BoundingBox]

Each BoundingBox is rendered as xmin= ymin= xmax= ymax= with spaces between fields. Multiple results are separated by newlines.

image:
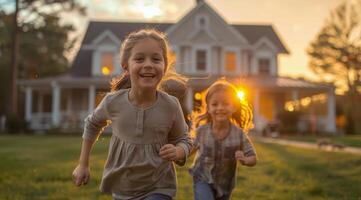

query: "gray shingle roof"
xmin=232 ymin=24 xmax=289 ymax=53
xmin=70 ymin=49 xmax=92 ymax=77
xmin=82 ymin=21 xmax=173 ymax=45
xmin=71 ymin=21 xmax=289 ymax=77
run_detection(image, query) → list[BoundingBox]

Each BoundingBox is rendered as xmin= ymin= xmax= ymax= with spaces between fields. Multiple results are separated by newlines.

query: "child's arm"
xmin=236 ymin=133 xmax=257 ymax=167
xmin=72 ymin=93 xmax=111 ymax=186
xmin=72 ymin=139 xmax=95 ymax=186
xmin=235 ymin=151 xmax=257 ymax=166
xmin=160 ymin=97 xmax=193 ymax=165
xmin=159 ymin=144 xmax=186 ymax=161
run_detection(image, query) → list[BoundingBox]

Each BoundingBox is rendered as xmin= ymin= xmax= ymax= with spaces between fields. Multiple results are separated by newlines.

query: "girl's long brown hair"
xmin=190 ymin=79 xmax=254 ymax=134
xmin=110 ymin=29 xmax=186 ymax=95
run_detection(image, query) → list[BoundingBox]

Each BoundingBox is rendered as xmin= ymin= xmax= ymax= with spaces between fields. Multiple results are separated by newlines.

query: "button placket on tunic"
xmin=135 ymin=110 xmax=144 ymax=136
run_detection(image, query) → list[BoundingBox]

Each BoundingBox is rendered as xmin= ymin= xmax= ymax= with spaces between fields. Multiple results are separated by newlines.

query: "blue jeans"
xmin=193 ymin=180 xmax=230 ymax=200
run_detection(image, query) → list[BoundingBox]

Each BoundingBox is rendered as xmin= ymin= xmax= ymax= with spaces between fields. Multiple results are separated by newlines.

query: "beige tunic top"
xmin=82 ymin=89 xmax=192 ymax=199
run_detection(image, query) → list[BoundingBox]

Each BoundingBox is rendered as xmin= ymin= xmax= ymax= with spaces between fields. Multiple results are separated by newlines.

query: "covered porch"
xmin=18 ymin=75 xmax=110 ymax=131
xmin=186 ymin=75 xmax=336 ymax=134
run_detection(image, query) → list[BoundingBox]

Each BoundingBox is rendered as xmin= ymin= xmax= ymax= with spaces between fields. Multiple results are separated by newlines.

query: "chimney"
xmin=196 ymin=0 xmax=204 ymax=4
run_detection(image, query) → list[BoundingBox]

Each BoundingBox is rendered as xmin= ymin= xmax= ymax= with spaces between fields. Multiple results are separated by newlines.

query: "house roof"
xmin=80 ymin=21 xmax=288 ymax=50
xmin=232 ymin=24 xmax=289 ymax=53
xmin=18 ymin=74 xmax=111 ymax=88
xmin=71 ymin=21 xmax=289 ymax=77
xmin=82 ymin=21 xmax=173 ymax=45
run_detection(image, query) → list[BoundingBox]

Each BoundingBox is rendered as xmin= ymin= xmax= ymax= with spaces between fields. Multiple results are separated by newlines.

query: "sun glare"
xmin=131 ymin=2 xmax=162 ymax=19
xmin=102 ymin=66 xmax=110 ymax=75
xmin=237 ymin=90 xmax=245 ymax=101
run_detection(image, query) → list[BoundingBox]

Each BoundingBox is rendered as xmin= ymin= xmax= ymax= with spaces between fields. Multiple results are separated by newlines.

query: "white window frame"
xmin=194 ymin=14 xmax=209 ymax=28
xmin=92 ymin=44 xmax=121 ymax=76
xmin=257 ymin=57 xmax=272 ymax=75
xmin=221 ymin=47 xmax=241 ymax=75
xmin=251 ymin=37 xmax=278 ymax=76
xmin=253 ymin=50 xmax=276 ymax=75
xmin=192 ymin=45 xmax=212 ymax=74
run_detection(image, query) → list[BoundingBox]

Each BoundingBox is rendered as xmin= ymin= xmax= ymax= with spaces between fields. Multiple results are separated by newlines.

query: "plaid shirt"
xmin=189 ymin=123 xmax=256 ymax=197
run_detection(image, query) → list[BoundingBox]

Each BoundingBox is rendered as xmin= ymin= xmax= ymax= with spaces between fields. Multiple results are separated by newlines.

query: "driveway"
xmin=255 ymin=137 xmax=361 ymax=155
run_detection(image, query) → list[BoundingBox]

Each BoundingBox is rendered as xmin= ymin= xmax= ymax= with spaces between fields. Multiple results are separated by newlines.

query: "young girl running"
xmin=72 ymin=29 xmax=192 ymax=200
xmin=189 ymin=79 xmax=257 ymax=200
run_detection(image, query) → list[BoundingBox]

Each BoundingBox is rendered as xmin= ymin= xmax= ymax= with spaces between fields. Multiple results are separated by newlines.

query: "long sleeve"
xmin=168 ymin=97 xmax=193 ymax=166
xmin=82 ymin=93 xmax=111 ymax=142
xmin=241 ymin=133 xmax=257 ymax=157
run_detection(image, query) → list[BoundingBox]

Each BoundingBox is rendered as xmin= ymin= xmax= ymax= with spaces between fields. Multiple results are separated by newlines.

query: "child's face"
xmin=208 ymin=90 xmax=236 ymax=124
xmin=127 ymin=38 xmax=165 ymax=91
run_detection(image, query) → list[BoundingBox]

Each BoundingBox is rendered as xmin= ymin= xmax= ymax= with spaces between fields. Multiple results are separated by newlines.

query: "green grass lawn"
xmin=284 ymin=134 xmax=361 ymax=148
xmin=0 ymin=135 xmax=360 ymax=200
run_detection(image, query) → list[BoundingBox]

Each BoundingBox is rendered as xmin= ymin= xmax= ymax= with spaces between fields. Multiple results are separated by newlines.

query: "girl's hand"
xmin=235 ymin=150 xmax=247 ymax=165
xmin=159 ymin=144 xmax=184 ymax=161
xmin=72 ymin=164 xmax=90 ymax=186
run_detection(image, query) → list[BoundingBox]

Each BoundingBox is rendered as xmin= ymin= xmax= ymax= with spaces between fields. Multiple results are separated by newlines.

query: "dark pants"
xmin=143 ymin=193 xmax=172 ymax=200
xmin=193 ymin=180 xmax=230 ymax=200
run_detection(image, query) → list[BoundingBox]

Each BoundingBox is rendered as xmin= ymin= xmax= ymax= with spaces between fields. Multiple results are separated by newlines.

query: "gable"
xmin=232 ymin=25 xmax=289 ymax=54
xmin=91 ymin=30 xmax=120 ymax=46
xmin=254 ymin=37 xmax=278 ymax=53
xmin=167 ymin=2 xmax=248 ymax=45
xmin=71 ymin=22 xmax=173 ymax=77
xmin=189 ymin=29 xmax=216 ymax=44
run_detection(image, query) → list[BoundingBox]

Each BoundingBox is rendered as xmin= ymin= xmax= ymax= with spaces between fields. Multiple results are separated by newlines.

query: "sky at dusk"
xmin=73 ymin=0 xmax=345 ymax=80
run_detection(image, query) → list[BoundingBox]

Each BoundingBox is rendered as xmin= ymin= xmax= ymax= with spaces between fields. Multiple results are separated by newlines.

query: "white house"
xmin=18 ymin=0 xmax=336 ymax=133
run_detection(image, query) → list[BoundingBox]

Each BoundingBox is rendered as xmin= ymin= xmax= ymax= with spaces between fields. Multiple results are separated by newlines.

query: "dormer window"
xmin=258 ymin=58 xmax=270 ymax=75
xmin=199 ymin=17 xmax=206 ymax=26
xmin=196 ymin=15 xmax=208 ymax=28
xmin=100 ymin=52 xmax=114 ymax=76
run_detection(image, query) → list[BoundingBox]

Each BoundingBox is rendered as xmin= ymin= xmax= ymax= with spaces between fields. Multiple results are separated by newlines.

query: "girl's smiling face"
xmin=208 ymin=90 xmax=236 ymax=124
xmin=127 ymin=38 xmax=165 ymax=91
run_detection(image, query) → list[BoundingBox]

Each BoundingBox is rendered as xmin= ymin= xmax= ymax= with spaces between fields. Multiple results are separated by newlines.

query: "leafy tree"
xmin=0 ymin=0 xmax=86 ymax=117
xmin=307 ymin=0 xmax=361 ymax=94
xmin=307 ymin=0 xmax=361 ymax=134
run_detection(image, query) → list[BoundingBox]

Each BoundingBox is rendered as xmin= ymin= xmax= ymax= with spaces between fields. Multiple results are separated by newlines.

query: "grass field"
xmin=0 ymin=135 xmax=360 ymax=200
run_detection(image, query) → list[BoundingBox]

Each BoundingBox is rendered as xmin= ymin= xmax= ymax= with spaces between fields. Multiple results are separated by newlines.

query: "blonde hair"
xmin=190 ymin=79 xmax=253 ymax=134
xmin=111 ymin=29 xmax=186 ymax=93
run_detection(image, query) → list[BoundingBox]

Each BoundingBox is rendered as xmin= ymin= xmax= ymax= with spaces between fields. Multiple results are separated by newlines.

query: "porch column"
xmin=88 ymin=85 xmax=96 ymax=114
xmin=292 ymin=90 xmax=299 ymax=110
xmin=253 ymin=90 xmax=260 ymax=131
xmin=326 ymin=88 xmax=336 ymax=133
xmin=186 ymin=87 xmax=194 ymax=114
xmin=25 ymin=87 xmax=32 ymax=121
xmin=51 ymin=81 xmax=61 ymax=126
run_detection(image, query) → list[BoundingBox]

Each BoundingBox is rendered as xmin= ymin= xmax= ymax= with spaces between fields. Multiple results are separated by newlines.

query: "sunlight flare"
xmin=237 ymin=90 xmax=246 ymax=101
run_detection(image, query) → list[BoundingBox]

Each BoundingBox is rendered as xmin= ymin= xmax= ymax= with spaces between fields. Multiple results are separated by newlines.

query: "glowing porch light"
xmin=194 ymin=92 xmax=202 ymax=101
xmin=301 ymin=97 xmax=311 ymax=107
xmin=285 ymin=102 xmax=295 ymax=112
